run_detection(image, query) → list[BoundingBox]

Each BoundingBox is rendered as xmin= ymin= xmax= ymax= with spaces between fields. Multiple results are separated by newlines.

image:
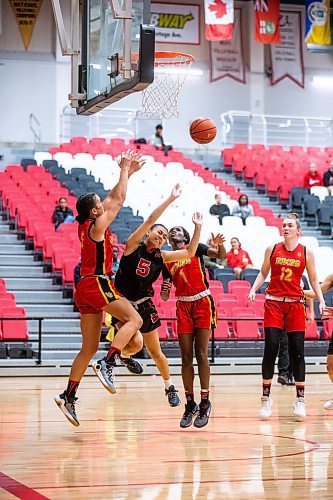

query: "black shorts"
xmin=328 ymin=333 xmax=333 ymax=355
xmin=112 ymin=298 xmax=161 ymax=334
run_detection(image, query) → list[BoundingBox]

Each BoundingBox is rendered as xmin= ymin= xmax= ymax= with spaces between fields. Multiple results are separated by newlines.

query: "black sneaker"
xmin=54 ymin=392 xmax=79 ymax=427
xmin=180 ymin=402 xmax=199 ymax=428
xmin=165 ymin=385 xmax=181 ymax=407
xmin=287 ymin=376 xmax=296 ymax=386
xmin=92 ymin=358 xmax=117 ymax=394
xmin=194 ymin=400 xmax=212 ymax=428
xmin=277 ymin=375 xmax=288 ymax=385
xmin=119 ymin=356 xmax=143 ymax=375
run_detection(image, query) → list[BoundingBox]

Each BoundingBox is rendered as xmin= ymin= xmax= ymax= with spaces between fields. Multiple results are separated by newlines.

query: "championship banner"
xmin=271 ymin=11 xmax=304 ymax=88
xmin=254 ymin=0 xmax=281 ymax=44
xmin=204 ymin=0 xmax=234 ymax=41
xmin=9 ymin=0 xmax=43 ymax=50
xmin=305 ymin=0 xmax=331 ymax=45
xmin=151 ymin=3 xmax=200 ymax=45
xmin=210 ymin=8 xmax=245 ymax=84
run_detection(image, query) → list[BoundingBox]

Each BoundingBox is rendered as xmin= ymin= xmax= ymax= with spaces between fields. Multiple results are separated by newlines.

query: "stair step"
xmin=0 ymin=266 xmax=46 ymax=277
xmin=6 ymin=278 xmax=61 ymax=290
xmin=40 ymin=350 xmax=107 ymax=360
xmin=0 ymin=226 xmax=10 ymax=233
xmin=0 ymin=256 xmax=40 ymax=265
xmin=29 ymin=335 xmax=84 ymax=344
xmin=23 ymin=304 xmax=76 ymax=314
xmin=28 ymin=325 xmax=81 ymax=334
xmin=28 ymin=318 xmax=80 ymax=330
xmin=0 ymin=245 xmax=34 ymax=255
xmin=0 ymin=234 xmax=19 ymax=243
xmin=15 ymin=290 xmax=71 ymax=303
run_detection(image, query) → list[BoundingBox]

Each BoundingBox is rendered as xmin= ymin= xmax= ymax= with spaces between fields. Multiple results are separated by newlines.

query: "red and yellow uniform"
xmin=164 ymin=243 xmax=216 ymax=334
xmin=75 ymin=219 xmax=119 ymax=314
xmin=264 ymin=242 xmax=306 ymax=332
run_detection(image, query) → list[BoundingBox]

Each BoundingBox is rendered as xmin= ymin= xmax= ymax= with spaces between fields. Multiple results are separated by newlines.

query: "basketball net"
xmin=139 ymin=52 xmax=194 ymax=119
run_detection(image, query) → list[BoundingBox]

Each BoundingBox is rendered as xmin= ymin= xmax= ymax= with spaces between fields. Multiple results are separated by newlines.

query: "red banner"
xmin=254 ymin=0 xmax=281 ymax=44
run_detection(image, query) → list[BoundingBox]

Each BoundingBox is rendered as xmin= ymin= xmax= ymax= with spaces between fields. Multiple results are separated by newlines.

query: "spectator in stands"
xmin=52 ymin=197 xmax=75 ymax=231
xmin=226 ymin=237 xmax=253 ymax=279
xmin=209 ymin=194 xmax=230 ymax=224
xmin=323 ymin=160 xmax=333 ymax=193
xmin=112 ymin=246 xmax=120 ymax=275
xmin=204 ymin=234 xmax=226 ymax=279
xmin=232 ymin=194 xmax=254 ymax=224
xmin=150 ymin=124 xmax=172 ymax=156
xmin=303 ymin=162 xmax=323 ymax=189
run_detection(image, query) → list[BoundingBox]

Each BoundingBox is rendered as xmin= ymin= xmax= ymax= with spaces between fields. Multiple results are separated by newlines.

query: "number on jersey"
xmin=280 ymin=266 xmax=292 ymax=282
xmin=136 ymin=258 xmax=151 ymax=277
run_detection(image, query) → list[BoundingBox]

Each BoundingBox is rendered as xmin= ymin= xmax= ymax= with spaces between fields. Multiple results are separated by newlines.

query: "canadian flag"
xmin=204 ymin=0 xmax=234 ymax=41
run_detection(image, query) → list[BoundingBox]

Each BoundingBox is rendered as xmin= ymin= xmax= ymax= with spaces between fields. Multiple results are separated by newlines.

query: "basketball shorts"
xmin=328 ymin=333 xmax=333 ymax=356
xmin=75 ymin=276 xmax=119 ymax=315
xmin=264 ymin=299 xmax=306 ymax=333
xmin=111 ymin=298 xmax=161 ymax=334
xmin=176 ymin=295 xmax=217 ymax=335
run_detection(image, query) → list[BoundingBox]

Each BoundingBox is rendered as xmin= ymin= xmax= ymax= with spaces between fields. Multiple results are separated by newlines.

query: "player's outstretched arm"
xmin=248 ymin=245 xmax=272 ymax=302
xmin=162 ymin=212 xmax=203 ymax=263
xmin=304 ymin=273 xmax=333 ymax=300
xmin=124 ymin=184 xmax=182 ymax=256
xmin=306 ymin=249 xmax=326 ymax=314
xmin=207 ymin=232 xmax=227 ymax=260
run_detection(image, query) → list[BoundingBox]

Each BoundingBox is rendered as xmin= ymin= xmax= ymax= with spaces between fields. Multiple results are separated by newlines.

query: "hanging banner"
xmin=151 ymin=3 xmax=200 ymax=45
xmin=271 ymin=11 xmax=304 ymax=88
xmin=305 ymin=0 xmax=331 ymax=45
xmin=254 ymin=0 xmax=281 ymax=44
xmin=204 ymin=0 xmax=234 ymax=41
xmin=9 ymin=0 xmax=44 ymax=50
xmin=210 ymin=8 xmax=245 ymax=84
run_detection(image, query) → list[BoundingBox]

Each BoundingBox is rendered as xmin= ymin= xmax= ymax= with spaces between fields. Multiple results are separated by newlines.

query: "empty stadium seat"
xmin=1 ymin=307 xmax=28 ymax=341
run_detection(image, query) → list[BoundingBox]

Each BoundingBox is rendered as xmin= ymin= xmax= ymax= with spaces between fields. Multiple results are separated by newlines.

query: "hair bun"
xmin=287 ymin=212 xmax=299 ymax=219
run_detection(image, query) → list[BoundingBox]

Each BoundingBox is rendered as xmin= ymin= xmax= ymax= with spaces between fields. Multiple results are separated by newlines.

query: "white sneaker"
xmin=259 ymin=396 xmax=273 ymax=420
xmin=293 ymin=397 xmax=306 ymax=421
xmin=323 ymin=399 xmax=333 ymax=410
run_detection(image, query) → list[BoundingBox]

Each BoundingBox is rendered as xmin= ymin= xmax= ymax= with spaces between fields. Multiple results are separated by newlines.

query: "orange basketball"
xmin=189 ymin=118 xmax=217 ymax=144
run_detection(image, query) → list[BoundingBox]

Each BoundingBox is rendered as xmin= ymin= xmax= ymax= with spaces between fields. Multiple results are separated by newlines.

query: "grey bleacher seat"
xmin=213 ymin=269 xmax=235 ymax=292
xmin=21 ymin=158 xmax=37 ymax=171
xmin=240 ymin=268 xmax=260 ymax=285
xmin=291 ymin=187 xmax=309 ymax=212
xmin=303 ymin=195 xmax=320 ymax=225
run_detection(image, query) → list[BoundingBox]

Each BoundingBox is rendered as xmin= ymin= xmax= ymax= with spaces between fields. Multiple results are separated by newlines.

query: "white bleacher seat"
xmin=310 ymin=186 xmax=329 ymax=202
xmin=53 ymin=152 xmax=75 ymax=172
xmin=94 ymin=153 xmax=114 ymax=163
xmin=221 ymin=216 xmax=243 ymax=229
xmin=299 ymin=236 xmax=319 ymax=250
xmin=34 ymin=152 xmax=52 ymax=165
xmin=73 ymin=153 xmax=94 ymax=168
xmin=245 ymin=216 xmax=266 ymax=228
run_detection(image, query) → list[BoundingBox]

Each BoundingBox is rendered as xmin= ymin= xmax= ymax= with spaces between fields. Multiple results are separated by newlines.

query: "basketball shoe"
xmin=180 ymin=402 xmax=199 ymax=428
xmin=92 ymin=358 xmax=117 ymax=394
xmin=54 ymin=392 xmax=79 ymax=427
xmin=165 ymin=385 xmax=180 ymax=407
xmin=194 ymin=400 xmax=212 ymax=428
xmin=259 ymin=396 xmax=273 ymax=420
xmin=323 ymin=399 xmax=333 ymax=410
xmin=293 ymin=397 xmax=306 ymax=421
xmin=119 ymin=356 xmax=143 ymax=375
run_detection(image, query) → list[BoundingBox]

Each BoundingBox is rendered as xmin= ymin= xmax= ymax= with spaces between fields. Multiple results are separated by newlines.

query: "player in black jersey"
xmin=113 ymin=184 xmax=203 ymax=406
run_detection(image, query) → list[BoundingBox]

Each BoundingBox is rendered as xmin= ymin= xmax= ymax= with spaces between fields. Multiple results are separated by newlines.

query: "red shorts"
xmin=176 ymin=295 xmax=217 ymax=335
xmin=264 ymin=299 xmax=306 ymax=332
xmin=75 ymin=276 xmax=119 ymax=315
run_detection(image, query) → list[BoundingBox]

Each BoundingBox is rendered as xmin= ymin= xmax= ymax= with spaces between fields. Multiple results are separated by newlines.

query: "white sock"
xmin=164 ymin=378 xmax=173 ymax=389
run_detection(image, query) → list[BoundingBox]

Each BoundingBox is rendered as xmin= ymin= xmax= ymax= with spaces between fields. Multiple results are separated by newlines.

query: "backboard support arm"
xmin=109 ymin=0 xmax=133 ymax=79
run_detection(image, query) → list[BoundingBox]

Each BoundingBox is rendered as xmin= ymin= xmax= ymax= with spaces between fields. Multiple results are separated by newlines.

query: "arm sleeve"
xmin=232 ymin=206 xmax=240 ymax=216
xmin=195 ymin=243 xmax=209 ymax=257
xmin=209 ymin=205 xmax=218 ymax=215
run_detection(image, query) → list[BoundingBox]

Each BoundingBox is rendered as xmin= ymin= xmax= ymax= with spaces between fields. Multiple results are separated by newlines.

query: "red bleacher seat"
xmin=233 ymin=308 xmax=260 ymax=339
xmin=228 ymin=280 xmax=251 ymax=294
xmin=305 ymin=320 xmax=320 ymax=340
xmin=62 ymin=258 xmax=80 ymax=286
xmin=1 ymin=307 xmax=28 ymax=341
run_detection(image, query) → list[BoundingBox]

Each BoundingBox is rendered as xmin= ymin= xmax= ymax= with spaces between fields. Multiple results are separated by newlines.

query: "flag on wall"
xmin=204 ymin=0 xmax=234 ymax=41
xmin=9 ymin=0 xmax=44 ymax=50
xmin=305 ymin=0 xmax=331 ymax=45
xmin=254 ymin=0 xmax=281 ymax=44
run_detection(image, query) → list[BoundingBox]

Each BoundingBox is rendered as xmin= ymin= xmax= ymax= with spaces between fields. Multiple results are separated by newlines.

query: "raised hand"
xmin=170 ymin=183 xmax=182 ymax=200
xmin=192 ymin=212 xmax=203 ymax=226
xmin=161 ymin=279 xmax=172 ymax=293
xmin=211 ymin=232 xmax=226 ymax=246
xmin=118 ymin=149 xmax=134 ymax=170
xmin=129 ymin=151 xmax=145 ymax=176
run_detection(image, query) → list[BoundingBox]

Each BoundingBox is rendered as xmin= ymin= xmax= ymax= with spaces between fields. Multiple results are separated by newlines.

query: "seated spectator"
xmin=203 ymin=234 xmax=226 ymax=279
xmin=226 ymin=237 xmax=253 ymax=279
xmin=112 ymin=246 xmax=120 ymax=276
xmin=232 ymin=194 xmax=254 ymax=225
xmin=73 ymin=262 xmax=81 ymax=288
xmin=150 ymin=124 xmax=172 ymax=156
xmin=323 ymin=160 xmax=333 ymax=193
xmin=303 ymin=162 xmax=322 ymax=189
xmin=209 ymin=194 xmax=230 ymax=224
xmin=52 ymin=197 xmax=74 ymax=231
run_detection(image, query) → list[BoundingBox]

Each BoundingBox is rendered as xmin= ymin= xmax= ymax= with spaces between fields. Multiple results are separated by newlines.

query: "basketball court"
xmin=1 ymin=374 xmax=333 ymax=499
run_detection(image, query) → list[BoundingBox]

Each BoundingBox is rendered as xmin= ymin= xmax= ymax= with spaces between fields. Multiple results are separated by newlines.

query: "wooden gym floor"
xmin=1 ymin=374 xmax=333 ymax=499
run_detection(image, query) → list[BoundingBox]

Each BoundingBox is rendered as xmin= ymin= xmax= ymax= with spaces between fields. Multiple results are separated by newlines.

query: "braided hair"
xmin=76 ymin=192 xmax=97 ymax=224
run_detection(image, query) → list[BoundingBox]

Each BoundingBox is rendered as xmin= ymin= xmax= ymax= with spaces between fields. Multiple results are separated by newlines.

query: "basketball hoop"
xmin=139 ymin=51 xmax=195 ymax=119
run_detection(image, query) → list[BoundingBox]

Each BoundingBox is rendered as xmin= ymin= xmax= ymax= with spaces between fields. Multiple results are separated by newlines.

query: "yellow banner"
xmin=305 ymin=0 xmax=331 ymax=45
xmin=9 ymin=0 xmax=44 ymax=50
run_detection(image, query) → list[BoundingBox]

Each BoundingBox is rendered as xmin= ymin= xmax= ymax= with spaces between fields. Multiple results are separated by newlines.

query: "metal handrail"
xmin=29 ymin=113 xmax=41 ymax=152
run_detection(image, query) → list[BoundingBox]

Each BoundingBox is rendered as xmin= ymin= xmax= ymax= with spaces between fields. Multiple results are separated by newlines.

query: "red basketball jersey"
xmin=266 ymin=242 xmax=306 ymax=299
xmin=79 ymin=219 xmax=114 ymax=276
xmin=164 ymin=244 xmax=209 ymax=297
